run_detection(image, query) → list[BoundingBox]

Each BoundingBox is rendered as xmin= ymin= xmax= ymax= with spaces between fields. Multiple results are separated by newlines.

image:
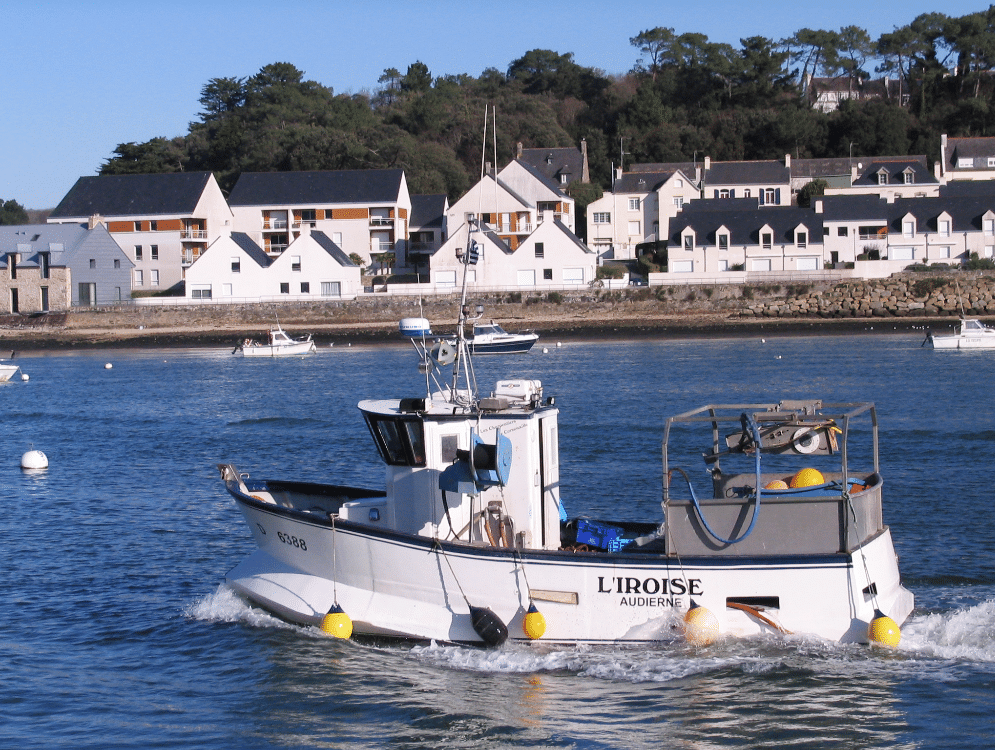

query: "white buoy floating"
xmin=542 ymin=347 xmax=549 ymax=354
xmin=21 ymin=449 xmax=48 ymax=470
xmin=20 ymin=373 xmax=29 ymax=381
xmin=556 ymin=342 xmax=562 ymax=348
xmin=104 ymin=363 xmax=113 ymax=370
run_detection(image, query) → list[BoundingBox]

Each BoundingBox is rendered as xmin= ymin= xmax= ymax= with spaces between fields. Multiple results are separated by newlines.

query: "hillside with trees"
xmin=97 ymin=8 xmax=995 ymax=211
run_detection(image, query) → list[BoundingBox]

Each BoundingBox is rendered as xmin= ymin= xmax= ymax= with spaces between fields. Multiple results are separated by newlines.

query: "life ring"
xmin=792 ymin=428 xmax=820 ymax=454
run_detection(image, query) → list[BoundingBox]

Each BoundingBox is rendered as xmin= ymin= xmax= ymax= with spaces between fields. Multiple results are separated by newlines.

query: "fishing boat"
xmin=467 ymin=322 xmax=538 ymax=355
xmin=236 ymin=325 xmax=316 ymax=357
xmin=927 ymin=318 xmax=995 ymax=349
xmin=215 ymin=220 xmax=913 ymax=647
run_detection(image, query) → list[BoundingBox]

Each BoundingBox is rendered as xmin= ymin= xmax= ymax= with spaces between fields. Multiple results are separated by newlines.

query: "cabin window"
xmin=365 ymin=415 xmax=426 ymax=467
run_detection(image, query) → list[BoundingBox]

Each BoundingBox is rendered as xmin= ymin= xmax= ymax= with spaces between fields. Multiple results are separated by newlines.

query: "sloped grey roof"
xmin=0 ymin=222 xmax=88 ymax=267
xmin=613 ymin=171 xmax=678 ymax=193
xmin=940 ymin=181 xmax=995 ymax=198
xmin=228 ymin=169 xmax=404 ymax=206
xmin=705 ymin=160 xmax=790 ymax=185
xmin=853 ymin=157 xmax=935 ymax=186
xmin=311 ymin=231 xmax=356 ymax=266
xmin=231 ymin=232 xmax=272 ymax=268
xmin=512 ymin=158 xmax=568 ymax=195
xmin=945 ymin=137 xmax=995 ymax=169
xmin=820 ymin=195 xmax=891 ymax=221
xmin=670 ymin=203 xmax=823 ymax=247
xmin=50 ymin=172 xmax=214 ymax=218
xmin=410 ymin=195 xmax=447 ymax=228
xmin=518 ymin=146 xmax=585 ymax=185
xmin=791 ymin=158 xmax=854 ymax=178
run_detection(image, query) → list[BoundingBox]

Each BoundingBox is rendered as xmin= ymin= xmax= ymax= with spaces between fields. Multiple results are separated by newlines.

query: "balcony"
xmin=370 ymin=217 xmax=394 ymax=227
xmin=263 ymin=220 xmax=288 ymax=230
xmin=266 ymin=244 xmax=288 ymax=255
xmin=180 ymin=229 xmax=208 ymax=241
xmin=292 ymin=220 xmax=317 ymax=229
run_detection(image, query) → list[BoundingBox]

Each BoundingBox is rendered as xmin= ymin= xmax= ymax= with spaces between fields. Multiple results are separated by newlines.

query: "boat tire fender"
xmin=792 ymin=428 xmax=820 ymax=454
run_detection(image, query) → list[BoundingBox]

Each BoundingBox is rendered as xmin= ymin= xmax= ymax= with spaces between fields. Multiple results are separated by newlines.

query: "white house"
xmin=938 ymin=134 xmax=995 ymax=182
xmin=227 ymin=169 xmax=411 ymax=269
xmin=48 ymin=172 xmax=233 ymax=293
xmin=430 ymin=218 xmax=596 ymax=291
xmin=586 ymin=168 xmax=698 ymax=259
xmin=185 ymin=228 xmax=361 ymax=302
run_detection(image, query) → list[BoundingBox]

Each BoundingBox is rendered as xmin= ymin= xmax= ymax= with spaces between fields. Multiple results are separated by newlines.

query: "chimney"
xmin=784 ymin=153 xmax=791 ymax=168
xmin=517 ymin=142 xmax=522 ymax=159
xmin=704 ymin=156 xmax=711 ymax=170
xmin=88 ymin=214 xmax=105 ymax=229
xmin=814 ymin=199 xmax=823 ymax=213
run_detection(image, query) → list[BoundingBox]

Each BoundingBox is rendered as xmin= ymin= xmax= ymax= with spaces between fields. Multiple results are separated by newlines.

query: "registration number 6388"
xmin=276 ymin=531 xmax=307 ymax=551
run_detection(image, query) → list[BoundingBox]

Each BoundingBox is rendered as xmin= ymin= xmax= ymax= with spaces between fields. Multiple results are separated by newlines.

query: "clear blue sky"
xmin=2 ymin=0 xmax=986 ymax=210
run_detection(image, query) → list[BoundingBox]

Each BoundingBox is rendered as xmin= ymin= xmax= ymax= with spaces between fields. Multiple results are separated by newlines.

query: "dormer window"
xmin=938 ymin=219 xmax=951 ymax=237
xmin=796 ymin=231 xmax=807 ymax=248
xmin=718 ymin=234 xmax=729 ymax=251
xmin=958 ymin=157 xmax=973 ymax=168
xmin=903 ymin=169 xmax=915 ymax=185
xmin=684 ymin=235 xmax=694 ymax=251
xmin=878 ymin=170 xmax=889 ymax=185
xmin=903 ymin=220 xmax=915 ymax=238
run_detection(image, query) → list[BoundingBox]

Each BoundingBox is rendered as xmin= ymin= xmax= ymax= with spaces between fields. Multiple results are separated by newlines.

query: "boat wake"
xmin=186 ymin=584 xmax=305 ymax=633
xmin=901 ymin=598 xmax=995 ymax=662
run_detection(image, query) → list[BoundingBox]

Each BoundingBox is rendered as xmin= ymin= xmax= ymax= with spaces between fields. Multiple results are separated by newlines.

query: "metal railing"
xmin=180 ymin=229 xmax=208 ymax=240
xmin=263 ymin=220 xmax=288 ymax=230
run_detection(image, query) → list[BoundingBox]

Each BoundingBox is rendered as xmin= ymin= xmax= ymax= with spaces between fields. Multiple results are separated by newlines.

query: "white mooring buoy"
xmin=104 ymin=363 xmax=113 ymax=370
xmin=20 ymin=372 xmax=29 ymax=382
xmin=21 ymin=449 xmax=48 ymax=470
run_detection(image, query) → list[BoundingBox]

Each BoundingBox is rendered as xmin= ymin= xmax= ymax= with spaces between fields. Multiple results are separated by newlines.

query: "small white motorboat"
xmin=237 ymin=325 xmax=316 ymax=357
xmin=214 ymin=226 xmax=913 ymax=648
xmin=467 ymin=322 xmax=538 ymax=355
xmin=927 ymin=318 xmax=995 ymax=349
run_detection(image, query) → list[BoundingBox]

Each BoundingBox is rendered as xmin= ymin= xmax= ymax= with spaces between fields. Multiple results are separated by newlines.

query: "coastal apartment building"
xmin=226 ymin=169 xmax=411 ymax=269
xmin=47 ymin=172 xmax=233 ymax=294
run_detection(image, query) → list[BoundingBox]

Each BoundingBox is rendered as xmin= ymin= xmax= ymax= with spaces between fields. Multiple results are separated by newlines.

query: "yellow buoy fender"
xmin=523 ymin=602 xmax=546 ymax=640
xmin=790 ymin=467 xmax=825 ymax=488
xmin=868 ymin=610 xmax=901 ymax=648
xmin=321 ymin=604 xmax=353 ymax=639
xmin=764 ymin=479 xmax=789 ymax=490
xmin=683 ymin=602 xmax=719 ymax=646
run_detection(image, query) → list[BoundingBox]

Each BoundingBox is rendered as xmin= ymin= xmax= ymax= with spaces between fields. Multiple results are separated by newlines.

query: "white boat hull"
xmin=239 ymin=340 xmax=316 ymax=357
xmin=227 ymin=496 xmax=913 ymax=644
xmin=0 ymin=363 xmax=19 ymax=382
xmin=929 ymin=319 xmax=995 ymax=349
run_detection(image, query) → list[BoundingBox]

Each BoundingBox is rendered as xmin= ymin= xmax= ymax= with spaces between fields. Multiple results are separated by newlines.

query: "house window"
xmin=134 ymin=221 xmax=141 ymax=231
xmin=543 ymin=268 xmax=553 ymax=280
xmin=628 ymin=198 xmax=640 ymax=210
xmin=684 ymin=235 xmax=694 ymax=251
xmin=675 ymin=179 xmax=683 ymax=188
xmin=114 ymin=259 xmax=120 ymax=269
xmin=593 ymin=212 xmax=611 ymax=224
xmin=191 ymin=285 xmax=212 ymax=299
xmin=719 ymin=189 xmax=730 ymax=198
xmin=988 ymin=158 xmax=995 ymax=168
xmin=135 ymin=246 xmax=143 ymax=261
xmin=671 ymin=260 xmax=693 ymax=273
xmin=89 ymin=259 xmax=96 ymax=269
xmin=150 ymin=221 xmax=158 ymax=231
xmin=958 ymin=158 xmax=973 ymax=168
xmin=838 ymin=227 xmax=849 ymax=236
xmin=299 ymin=209 xmax=316 ymax=227
xmin=718 ymin=234 xmax=729 ymax=251
xmin=560 ymin=174 xmax=568 ymax=184
xmin=301 ymin=282 xmax=310 ymax=293
xmin=904 ymin=172 xmax=914 ymax=184
xmin=878 ymin=172 xmax=888 ymax=185
xmin=903 ymin=221 xmax=915 ymax=238
xmin=744 ymin=189 xmax=752 ymax=198
xmin=280 ymin=283 xmax=290 ymax=294
xmin=985 ymin=219 xmax=995 ymax=235
xmin=291 ymin=255 xmax=302 ymax=271
xmin=151 ymin=245 xmax=158 ymax=260
xmin=39 ymin=252 xmax=50 ymax=278
xmin=796 ymin=231 xmax=807 ymax=248
xmin=628 ymin=221 xmax=641 ymax=236
xmin=534 ymin=243 xmax=544 ymax=258
xmin=135 ymin=270 xmax=143 ymax=286
xmin=517 ymin=269 xmax=536 ymax=286
xmin=938 ymin=220 xmax=951 ymax=237
xmin=322 ymin=281 xmax=342 ymax=297
xmin=151 ymin=270 xmax=159 ymax=287
xmin=762 ymin=233 xmax=772 ymax=249
xmin=7 ymin=254 xmax=16 ymax=279
xmin=764 ymin=189 xmax=776 ymax=204
xmin=232 ymin=258 xmax=241 ymax=272
xmin=673 ymin=197 xmax=684 ymax=207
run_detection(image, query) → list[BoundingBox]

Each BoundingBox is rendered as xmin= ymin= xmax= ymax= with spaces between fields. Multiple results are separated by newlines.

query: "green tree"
xmin=796 ymin=179 xmax=828 ymax=207
xmin=401 ymin=62 xmax=432 ymax=93
xmin=629 ymin=27 xmax=677 ymax=81
xmin=0 ymin=198 xmax=29 ymax=225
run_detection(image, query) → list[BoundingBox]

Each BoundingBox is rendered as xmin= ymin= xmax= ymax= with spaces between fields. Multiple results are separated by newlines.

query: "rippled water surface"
xmin=3 ymin=333 xmax=994 ymax=748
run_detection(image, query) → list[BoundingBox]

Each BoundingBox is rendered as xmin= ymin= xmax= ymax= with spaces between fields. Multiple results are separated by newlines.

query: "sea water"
xmin=2 ymin=332 xmax=994 ymax=749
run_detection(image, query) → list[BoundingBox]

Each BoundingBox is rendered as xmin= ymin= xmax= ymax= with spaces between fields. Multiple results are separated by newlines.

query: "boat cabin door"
xmin=539 ymin=415 xmax=562 ymax=550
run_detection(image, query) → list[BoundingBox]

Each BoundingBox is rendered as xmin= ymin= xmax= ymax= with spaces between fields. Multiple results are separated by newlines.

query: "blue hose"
xmin=672 ymin=413 xmax=763 ymax=545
